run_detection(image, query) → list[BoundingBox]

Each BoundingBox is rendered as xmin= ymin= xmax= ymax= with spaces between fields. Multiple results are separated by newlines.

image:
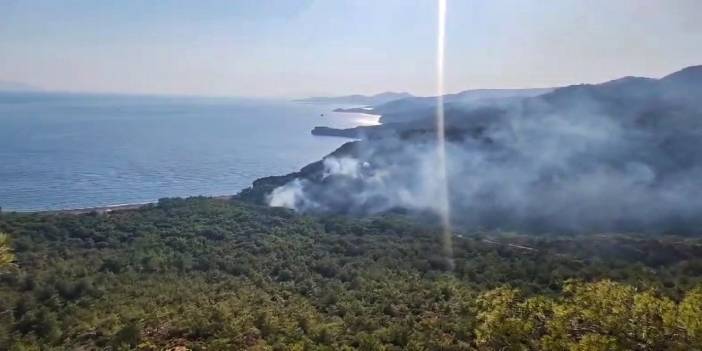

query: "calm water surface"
xmin=0 ymin=92 xmax=376 ymax=211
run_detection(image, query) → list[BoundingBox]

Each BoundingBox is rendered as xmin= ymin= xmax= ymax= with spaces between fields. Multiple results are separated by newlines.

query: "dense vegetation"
xmin=1 ymin=197 xmax=702 ymax=350
xmin=0 ymin=233 xmax=14 ymax=269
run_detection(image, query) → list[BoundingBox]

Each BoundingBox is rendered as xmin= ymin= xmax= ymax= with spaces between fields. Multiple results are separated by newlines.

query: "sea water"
xmin=0 ymin=92 xmax=376 ymax=211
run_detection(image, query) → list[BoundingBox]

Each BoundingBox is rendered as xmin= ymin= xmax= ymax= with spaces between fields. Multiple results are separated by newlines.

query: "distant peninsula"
xmin=295 ymin=91 xmax=413 ymax=105
xmin=332 ymin=106 xmax=381 ymax=114
xmin=311 ymin=126 xmax=364 ymax=138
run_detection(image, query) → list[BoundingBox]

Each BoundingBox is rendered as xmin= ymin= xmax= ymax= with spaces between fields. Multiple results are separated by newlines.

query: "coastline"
xmin=9 ymin=195 xmax=235 ymax=215
xmin=2 ymin=104 xmax=378 ymax=216
xmin=312 ymin=108 xmax=382 ymax=138
xmin=33 ymin=202 xmax=153 ymax=215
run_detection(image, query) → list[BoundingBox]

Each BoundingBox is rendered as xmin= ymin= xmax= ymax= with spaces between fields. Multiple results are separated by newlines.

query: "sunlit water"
xmin=0 ymin=92 xmax=374 ymax=211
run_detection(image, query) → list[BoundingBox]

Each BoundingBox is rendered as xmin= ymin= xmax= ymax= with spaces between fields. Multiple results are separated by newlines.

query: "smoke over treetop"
xmin=240 ymin=65 xmax=702 ymax=234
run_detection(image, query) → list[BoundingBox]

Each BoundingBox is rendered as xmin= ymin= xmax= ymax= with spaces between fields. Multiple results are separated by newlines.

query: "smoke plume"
xmin=266 ymin=66 xmax=702 ymax=234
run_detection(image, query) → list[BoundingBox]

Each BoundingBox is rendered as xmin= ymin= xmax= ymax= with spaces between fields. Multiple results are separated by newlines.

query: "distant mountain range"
xmin=0 ymin=81 xmax=40 ymax=92
xmin=295 ymin=92 xmax=413 ymax=105
xmin=313 ymin=65 xmax=702 ymax=137
xmin=370 ymin=87 xmax=554 ymax=123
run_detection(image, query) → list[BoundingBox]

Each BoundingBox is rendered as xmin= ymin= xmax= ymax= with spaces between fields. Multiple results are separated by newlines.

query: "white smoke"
xmin=322 ymin=157 xmax=363 ymax=179
xmin=266 ymin=179 xmax=309 ymax=209
xmin=265 ymin=79 xmax=702 ymax=233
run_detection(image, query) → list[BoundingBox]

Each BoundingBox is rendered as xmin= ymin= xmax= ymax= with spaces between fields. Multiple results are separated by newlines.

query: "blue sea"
xmin=0 ymin=92 xmax=376 ymax=211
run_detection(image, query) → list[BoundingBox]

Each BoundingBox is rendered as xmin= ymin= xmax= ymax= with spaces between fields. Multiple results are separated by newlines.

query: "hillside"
xmin=1 ymin=197 xmax=702 ymax=349
xmin=259 ymin=65 xmax=702 ymax=234
xmin=372 ymin=88 xmax=554 ymax=124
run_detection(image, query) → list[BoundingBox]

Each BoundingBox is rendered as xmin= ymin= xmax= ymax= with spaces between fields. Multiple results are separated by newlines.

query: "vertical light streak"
xmin=436 ymin=0 xmax=454 ymax=270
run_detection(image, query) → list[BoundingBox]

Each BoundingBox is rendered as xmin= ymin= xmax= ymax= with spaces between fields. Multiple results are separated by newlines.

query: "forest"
xmin=1 ymin=197 xmax=702 ymax=350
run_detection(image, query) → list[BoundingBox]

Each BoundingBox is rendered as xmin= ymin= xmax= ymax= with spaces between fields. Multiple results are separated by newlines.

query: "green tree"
xmin=0 ymin=232 xmax=14 ymax=269
xmin=679 ymin=286 xmax=702 ymax=345
xmin=111 ymin=322 xmax=140 ymax=349
xmin=475 ymin=281 xmax=697 ymax=350
xmin=474 ymin=287 xmax=551 ymax=350
xmin=538 ymin=280 xmax=679 ymax=350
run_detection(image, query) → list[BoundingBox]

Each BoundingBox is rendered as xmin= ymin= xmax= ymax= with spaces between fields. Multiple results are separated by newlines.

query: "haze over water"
xmin=0 ymin=92 xmax=375 ymax=211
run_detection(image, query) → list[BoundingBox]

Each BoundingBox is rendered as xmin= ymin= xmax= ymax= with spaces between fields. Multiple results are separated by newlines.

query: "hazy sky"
xmin=0 ymin=0 xmax=700 ymax=97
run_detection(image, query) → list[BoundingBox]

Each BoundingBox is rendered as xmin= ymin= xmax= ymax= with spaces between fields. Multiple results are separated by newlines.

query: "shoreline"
xmin=7 ymin=195 xmax=235 ymax=215
xmin=3 ymin=105 xmax=376 ymax=216
xmin=312 ymin=108 xmax=383 ymax=138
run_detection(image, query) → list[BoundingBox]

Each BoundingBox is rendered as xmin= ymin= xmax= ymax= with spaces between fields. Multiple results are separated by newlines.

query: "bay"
xmin=0 ymin=92 xmax=376 ymax=211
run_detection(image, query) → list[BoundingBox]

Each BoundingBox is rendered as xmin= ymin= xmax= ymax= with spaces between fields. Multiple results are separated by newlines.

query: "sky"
xmin=0 ymin=0 xmax=700 ymax=98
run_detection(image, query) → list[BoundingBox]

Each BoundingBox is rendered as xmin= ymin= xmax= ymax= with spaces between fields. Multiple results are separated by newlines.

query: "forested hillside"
xmin=273 ymin=66 xmax=702 ymax=235
xmin=1 ymin=198 xmax=702 ymax=350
